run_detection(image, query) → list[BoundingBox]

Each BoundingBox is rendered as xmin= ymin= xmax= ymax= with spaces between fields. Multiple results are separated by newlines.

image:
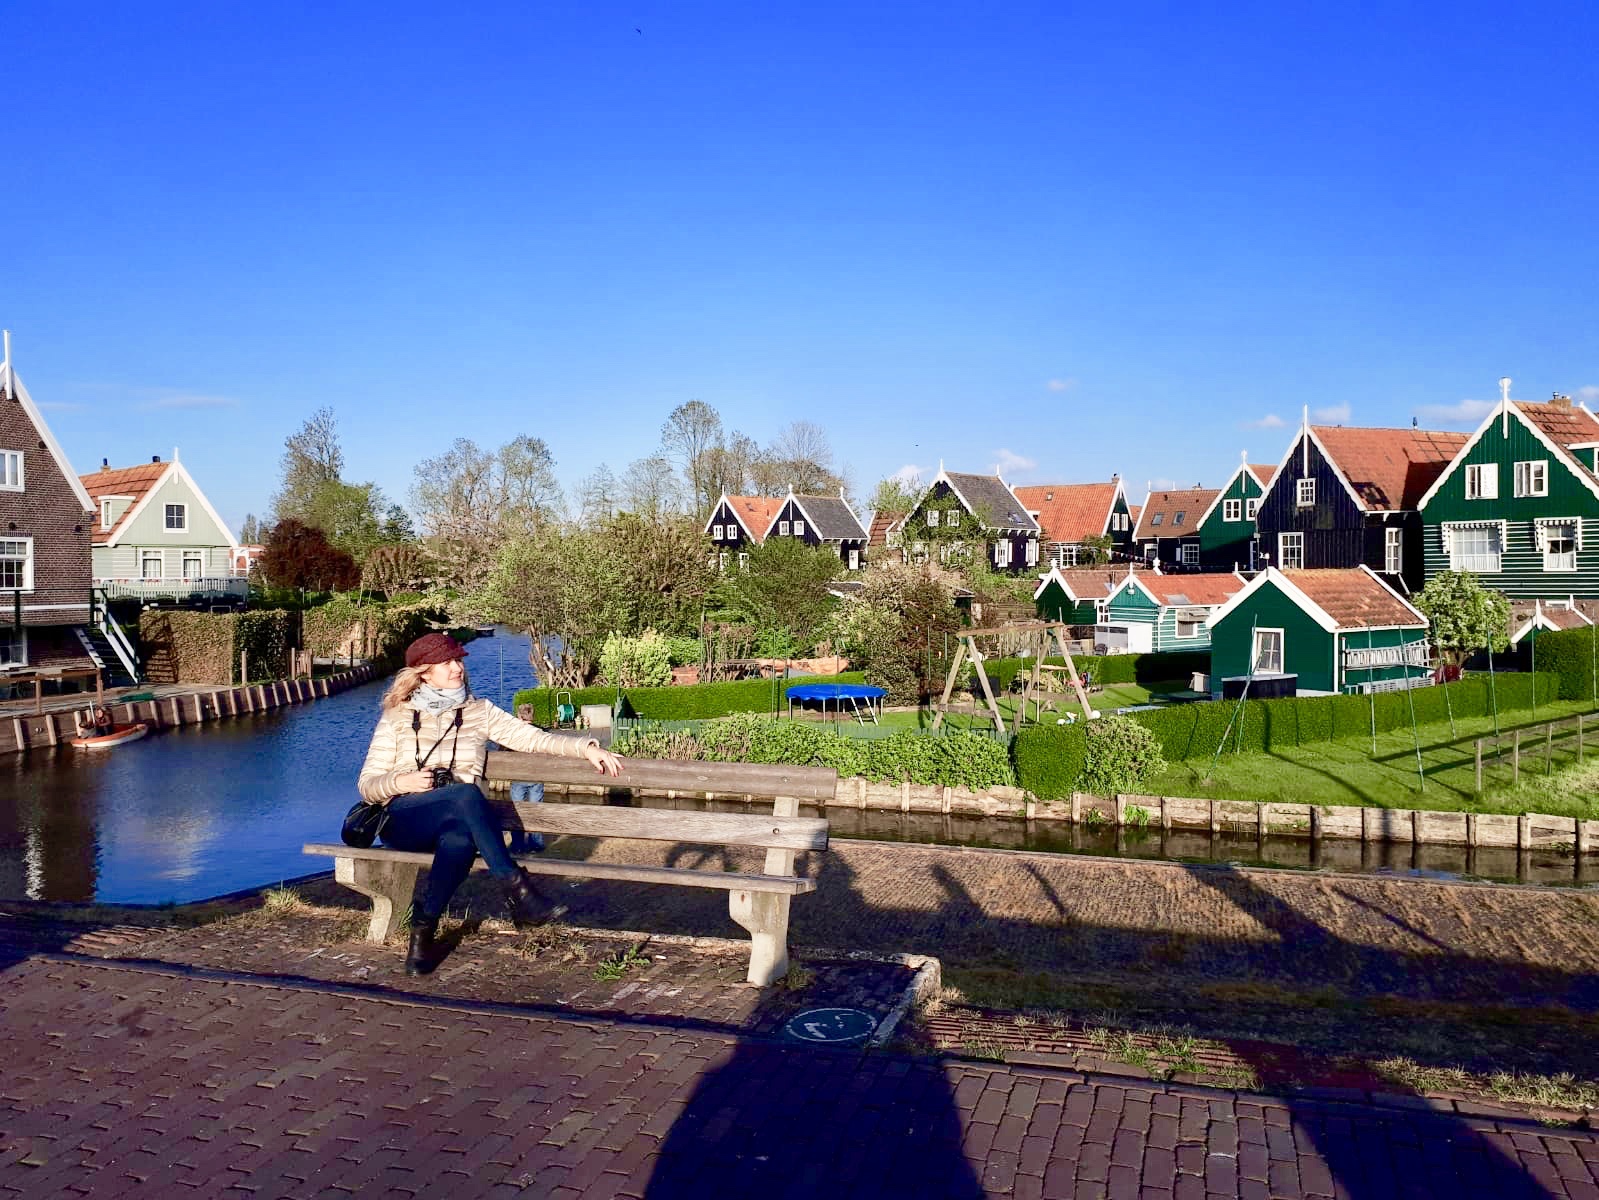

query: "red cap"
xmin=405 ymin=632 xmax=468 ymax=669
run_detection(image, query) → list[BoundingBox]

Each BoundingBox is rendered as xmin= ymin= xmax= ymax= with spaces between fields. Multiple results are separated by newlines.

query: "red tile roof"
xmin=1517 ymin=400 xmax=1599 ymax=452
xmin=726 ymin=495 xmax=786 ymax=544
xmin=1311 ymin=426 xmax=1469 ymax=511
xmin=866 ymin=510 xmax=905 ymax=549
xmin=1014 ymin=482 xmax=1117 ymax=544
xmin=1137 ymin=572 xmax=1246 ymax=607
xmin=1133 ymin=488 xmax=1218 ymax=540
xmin=1282 ymin=569 xmax=1425 ymax=629
xmin=1247 ymin=464 xmax=1275 ymax=484
xmin=80 ymin=462 xmax=170 ymax=545
xmin=1046 ymin=567 xmax=1124 ymax=601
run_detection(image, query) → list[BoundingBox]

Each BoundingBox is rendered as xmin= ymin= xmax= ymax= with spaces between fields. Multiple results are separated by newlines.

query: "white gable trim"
xmin=1258 ymin=426 xmax=1369 ymax=515
xmin=1206 ymin=567 xmax=1340 ymax=634
xmin=1195 ymin=460 xmax=1259 ymax=531
xmin=105 ymin=460 xmax=240 ymax=550
xmin=702 ymin=494 xmax=731 ymax=537
xmin=1414 ymin=400 xmax=1599 ymax=511
xmin=1100 ymin=478 xmax=1127 ymax=537
xmin=0 ymin=363 xmax=94 ymax=512
xmin=707 ymin=493 xmax=763 ymax=543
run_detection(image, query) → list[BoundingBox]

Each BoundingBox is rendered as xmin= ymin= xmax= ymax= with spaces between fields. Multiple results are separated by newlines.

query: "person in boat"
xmin=356 ymin=632 xmax=624 ymax=975
xmin=89 ymin=706 xmax=114 ymax=734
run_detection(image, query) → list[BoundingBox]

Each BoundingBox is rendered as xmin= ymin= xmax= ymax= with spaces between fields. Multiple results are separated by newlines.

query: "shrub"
xmin=1079 ymin=716 xmax=1168 ymax=796
xmin=599 ymin=630 xmax=673 ymax=687
xmin=1011 ymin=723 xmax=1088 ymax=800
xmin=1528 ymin=627 xmax=1599 ymax=701
xmin=664 ymin=635 xmax=703 ymax=667
xmin=514 ymin=672 xmax=867 ymax=725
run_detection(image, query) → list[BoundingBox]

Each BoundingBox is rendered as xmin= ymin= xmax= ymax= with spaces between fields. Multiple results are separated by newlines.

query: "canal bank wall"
xmin=509 ymin=774 xmax=1597 ymax=858
xmin=0 ymin=663 xmax=380 ymax=756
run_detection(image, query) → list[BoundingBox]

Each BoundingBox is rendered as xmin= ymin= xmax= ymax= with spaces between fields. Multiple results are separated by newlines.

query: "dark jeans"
xmin=379 ymin=783 xmax=518 ymax=920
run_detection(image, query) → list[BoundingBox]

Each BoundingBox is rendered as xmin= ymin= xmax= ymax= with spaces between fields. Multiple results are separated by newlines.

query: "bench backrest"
xmin=484 ymin=750 xmax=838 ymax=805
xmin=488 ymin=798 xmax=829 ymax=852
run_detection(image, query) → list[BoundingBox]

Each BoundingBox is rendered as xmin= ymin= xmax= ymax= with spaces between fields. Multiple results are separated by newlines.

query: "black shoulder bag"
xmin=342 ymin=708 xmax=465 ymax=848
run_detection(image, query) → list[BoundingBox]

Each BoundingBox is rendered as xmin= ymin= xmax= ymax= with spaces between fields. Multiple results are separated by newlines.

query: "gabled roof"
xmin=1032 ymin=565 xmax=1123 ymax=603
xmin=935 ymin=470 xmax=1040 ymax=532
xmin=0 ymin=347 xmax=95 ymax=513
xmin=1298 ymin=425 xmax=1469 ymax=512
xmin=1120 ymin=570 xmax=1246 ymax=608
xmin=1209 ymin=566 xmax=1428 ymax=634
xmin=1194 ymin=457 xmax=1275 ymax=530
xmin=709 ymin=494 xmax=786 ymax=544
xmin=1126 ymin=503 xmax=1141 ymax=530
xmin=780 ymin=491 xmax=867 ymax=543
xmin=80 ymin=457 xmax=239 ymax=549
xmin=1416 ymin=399 xmax=1599 ymax=510
xmin=1509 ymin=599 xmax=1593 ymax=645
xmin=1013 ymin=481 xmax=1119 ymax=543
xmin=1133 ymin=487 xmax=1218 ymax=540
xmin=80 ymin=462 xmax=169 ymax=544
xmin=865 ymin=510 xmax=905 ymax=548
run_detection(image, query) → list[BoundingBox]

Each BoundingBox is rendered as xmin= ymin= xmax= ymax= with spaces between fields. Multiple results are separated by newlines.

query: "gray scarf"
xmin=411 ymin=684 xmax=468 ymax=715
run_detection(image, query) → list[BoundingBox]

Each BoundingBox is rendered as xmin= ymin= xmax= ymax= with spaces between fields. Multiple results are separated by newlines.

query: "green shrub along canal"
xmin=2 ymin=630 xmax=1593 ymax=904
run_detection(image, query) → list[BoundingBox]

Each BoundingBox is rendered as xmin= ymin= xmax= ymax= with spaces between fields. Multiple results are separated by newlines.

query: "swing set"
xmin=930 ymin=620 xmax=1098 ymax=734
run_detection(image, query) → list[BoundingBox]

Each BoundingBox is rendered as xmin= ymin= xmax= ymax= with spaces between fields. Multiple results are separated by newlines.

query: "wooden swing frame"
xmin=930 ymin=620 xmax=1096 ymax=734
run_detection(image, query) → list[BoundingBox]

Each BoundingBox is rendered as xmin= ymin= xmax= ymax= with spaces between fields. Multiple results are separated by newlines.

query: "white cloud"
xmin=1312 ymin=402 xmax=1351 ymax=423
xmin=136 ymin=392 xmax=240 ymax=411
xmin=1240 ymin=414 xmax=1286 ymax=430
xmin=1414 ymin=398 xmax=1496 ymax=426
xmin=1046 ymin=378 xmax=1077 ymax=393
xmin=993 ymin=449 xmax=1037 ymax=478
xmin=890 ymin=464 xmax=925 ymax=488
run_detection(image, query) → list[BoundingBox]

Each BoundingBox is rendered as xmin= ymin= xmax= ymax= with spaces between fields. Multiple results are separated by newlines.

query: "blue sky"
xmin=6 ymin=1 xmax=1597 ymax=532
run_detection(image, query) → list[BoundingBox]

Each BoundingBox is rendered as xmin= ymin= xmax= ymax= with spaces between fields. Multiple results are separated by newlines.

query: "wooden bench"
xmin=304 ymin=754 xmax=835 ymax=985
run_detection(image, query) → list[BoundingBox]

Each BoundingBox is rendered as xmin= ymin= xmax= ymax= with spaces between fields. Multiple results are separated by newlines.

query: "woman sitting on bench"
xmin=356 ymin=632 xmax=624 ymax=975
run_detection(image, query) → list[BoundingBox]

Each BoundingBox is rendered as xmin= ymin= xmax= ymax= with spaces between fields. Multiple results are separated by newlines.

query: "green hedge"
xmin=1525 ymin=627 xmax=1599 ymax=701
xmin=968 ymin=651 xmax=1209 ymax=692
xmin=514 ymin=672 xmax=866 ymax=725
xmin=614 ymin=713 xmax=1014 ymax=791
xmin=1012 ymin=672 xmax=1561 ymax=794
xmin=139 ymin=609 xmax=294 ymax=685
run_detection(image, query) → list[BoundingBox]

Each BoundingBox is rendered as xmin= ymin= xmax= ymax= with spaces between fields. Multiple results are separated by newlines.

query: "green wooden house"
xmin=1032 ymin=565 xmax=1121 ymax=625
xmin=1416 ymin=394 xmax=1599 ymax=599
xmin=1206 ymin=567 xmax=1432 ymax=695
xmin=1194 ymin=455 xmax=1272 ymax=571
xmin=1096 ymin=569 xmax=1245 ymax=653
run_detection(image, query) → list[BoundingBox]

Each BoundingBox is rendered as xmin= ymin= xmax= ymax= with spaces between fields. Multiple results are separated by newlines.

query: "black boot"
xmin=507 ymin=871 xmax=567 ymax=927
xmin=405 ymin=914 xmax=439 ymax=976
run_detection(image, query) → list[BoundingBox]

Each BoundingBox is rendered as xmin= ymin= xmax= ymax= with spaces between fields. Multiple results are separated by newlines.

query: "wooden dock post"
xmin=1474 ymin=739 xmax=1483 ymax=793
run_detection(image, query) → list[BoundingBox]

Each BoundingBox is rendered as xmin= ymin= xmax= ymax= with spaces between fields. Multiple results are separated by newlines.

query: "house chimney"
xmin=1552 ymin=392 xmax=1572 ymax=409
xmin=151 ymin=455 xmax=161 ymax=464
xmin=101 ymin=458 xmax=108 ymax=470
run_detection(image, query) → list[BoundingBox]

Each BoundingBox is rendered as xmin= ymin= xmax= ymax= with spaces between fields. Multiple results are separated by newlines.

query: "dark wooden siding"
xmin=1256 ymin=437 xmax=1368 ymax=572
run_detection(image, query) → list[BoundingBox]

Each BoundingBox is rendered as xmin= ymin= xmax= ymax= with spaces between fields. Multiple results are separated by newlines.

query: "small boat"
xmin=70 ymin=723 xmax=150 ymax=750
xmin=474 ymin=625 xmax=497 ymax=636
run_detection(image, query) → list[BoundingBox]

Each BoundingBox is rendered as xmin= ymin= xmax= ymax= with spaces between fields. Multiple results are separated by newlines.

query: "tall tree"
xmin=620 ymin=454 xmax=681 ymax=518
xmin=410 ymin=435 xmax=563 ymax=588
xmin=257 ymin=518 xmax=360 ymax=591
xmin=660 ymin=400 xmax=724 ymax=517
xmin=770 ymin=420 xmax=841 ymax=494
xmin=237 ymin=513 xmax=261 ymax=545
xmin=714 ymin=537 xmax=842 ymax=653
xmin=306 ymin=479 xmax=388 ymax=560
xmin=272 ymin=407 xmax=344 ymax=523
xmin=361 ymin=542 xmax=430 ymax=596
xmin=1413 ymin=572 xmax=1511 ymax=666
xmin=574 ymin=465 xmax=620 ymax=525
xmin=869 ymin=475 xmax=921 ymax=517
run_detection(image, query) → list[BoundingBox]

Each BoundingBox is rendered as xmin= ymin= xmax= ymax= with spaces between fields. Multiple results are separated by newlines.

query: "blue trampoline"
xmin=785 ymin=682 xmax=887 ymax=725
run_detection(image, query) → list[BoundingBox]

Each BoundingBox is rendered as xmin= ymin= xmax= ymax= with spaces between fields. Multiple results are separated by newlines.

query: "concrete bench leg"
xmin=729 ymin=889 xmax=790 ymax=986
xmin=335 ymin=856 xmax=421 ymax=943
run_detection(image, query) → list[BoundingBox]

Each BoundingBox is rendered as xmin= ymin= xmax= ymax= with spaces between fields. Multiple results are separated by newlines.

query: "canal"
xmin=2 ymin=629 xmax=1594 ymax=904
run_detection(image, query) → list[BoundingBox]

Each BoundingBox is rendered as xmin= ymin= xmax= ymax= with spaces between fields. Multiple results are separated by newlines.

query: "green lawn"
xmin=1150 ymin=699 xmax=1599 ymax=817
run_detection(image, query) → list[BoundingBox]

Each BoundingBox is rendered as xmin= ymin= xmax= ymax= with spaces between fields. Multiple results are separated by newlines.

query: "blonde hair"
xmin=381 ymin=664 xmax=471 ymax=711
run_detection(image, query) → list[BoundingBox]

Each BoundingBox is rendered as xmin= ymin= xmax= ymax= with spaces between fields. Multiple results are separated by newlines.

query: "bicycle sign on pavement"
xmin=783 ymin=1007 xmax=878 ymax=1045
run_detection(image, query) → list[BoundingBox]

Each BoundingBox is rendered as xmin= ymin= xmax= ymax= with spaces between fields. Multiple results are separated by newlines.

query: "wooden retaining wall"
xmin=522 ymin=775 xmax=1594 ymax=855
xmin=0 ymin=664 xmax=378 ymax=757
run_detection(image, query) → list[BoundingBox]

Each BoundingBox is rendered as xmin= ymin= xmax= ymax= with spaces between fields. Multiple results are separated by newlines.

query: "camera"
xmin=428 ymin=766 xmax=455 ymax=790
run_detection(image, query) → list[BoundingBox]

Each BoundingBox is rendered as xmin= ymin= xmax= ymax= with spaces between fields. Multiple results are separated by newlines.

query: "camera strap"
xmin=412 ymin=707 xmax=465 ymax=771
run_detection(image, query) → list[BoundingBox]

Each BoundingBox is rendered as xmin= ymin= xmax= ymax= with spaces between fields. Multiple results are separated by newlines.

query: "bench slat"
xmin=484 ymin=752 xmax=838 ymax=804
xmin=303 ymin=844 xmax=815 ymax=895
xmin=485 ymin=800 xmax=828 ymax=850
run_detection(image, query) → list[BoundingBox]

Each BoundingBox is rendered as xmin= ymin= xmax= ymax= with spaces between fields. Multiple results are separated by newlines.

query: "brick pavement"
xmin=2 ymin=954 xmax=1596 ymax=1199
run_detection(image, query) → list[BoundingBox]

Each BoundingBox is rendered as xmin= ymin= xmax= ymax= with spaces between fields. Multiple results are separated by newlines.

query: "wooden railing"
xmin=1474 ymin=712 xmax=1598 ymax=791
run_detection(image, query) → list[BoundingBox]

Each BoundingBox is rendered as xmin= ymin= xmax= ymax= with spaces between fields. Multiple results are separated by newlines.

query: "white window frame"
xmin=994 ymin=539 xmax=1012 ymax=568
xmin=1278 ymin=532 xmax=1304 ymax=570
xmin=1252 ymin=627 xmax=1284 ymax=674
xmin=141 ymin=550 xmax=165 ymax=580
xmin=946 ymin=510 xmax=959 ymax=528
xmin=1143 ymin=543 xmax=1157 ymax=563
xmin=1444 ymin=522 xmax=1504 ymax=573
xmin=182 ymin=552 xmax=205 ymax=580
xmin=0 ymin=449 xmax=23 ymax=491
xmin=1173 ymin=511 xmax=1186 ymax=527
xmin=0 ymin=626 xmax=26 ymax=667
xmin=1025 ymin=538 xmax=1038 ymax=566
xmin=848 ymin=547 xmax=860 ymax=570
xmin=1384 ymin=527 xmax=1403 ymax=574
xmin=0 ymin=537 xmax=34 ymax=592
xmin=1179 ymin=543 xmax=1199 ymax=565
xmin=1245 ymin=498 xmax=1259 ymax=519
xmin=716 ymin=551 xmax=728 ymax=571
xmin=164 ymin=503 xmax=188 ymax=531
xmin=1223 ymin=498 xmax=1242 ymax=522
xmin=1176 ymin=615 xmax=1204 ymax=639
xmin=1514 ymin=460 xmax=1548 ymax=498
xmin=737 ymin=551 xmax=749 ymax=570
xmin=926 ymin=509 xmax=940 ymax=528
xmin=778 ymin=520 xmax=790 ymax=535
xmin=711 ymin=524 xmax=723 ymax=539
xmin=1151 ymin=512 xmax=1164 ymax=526
xmin=793 ymin=519 xmax=806 ymax=536
xmin=1296 ymin=479 xmax=1315 ymax=508
xmin=1465 ymin=463 xmax=1498 ymax=500
xmin=1537 ymin=518 xmax=1581 ymax=572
